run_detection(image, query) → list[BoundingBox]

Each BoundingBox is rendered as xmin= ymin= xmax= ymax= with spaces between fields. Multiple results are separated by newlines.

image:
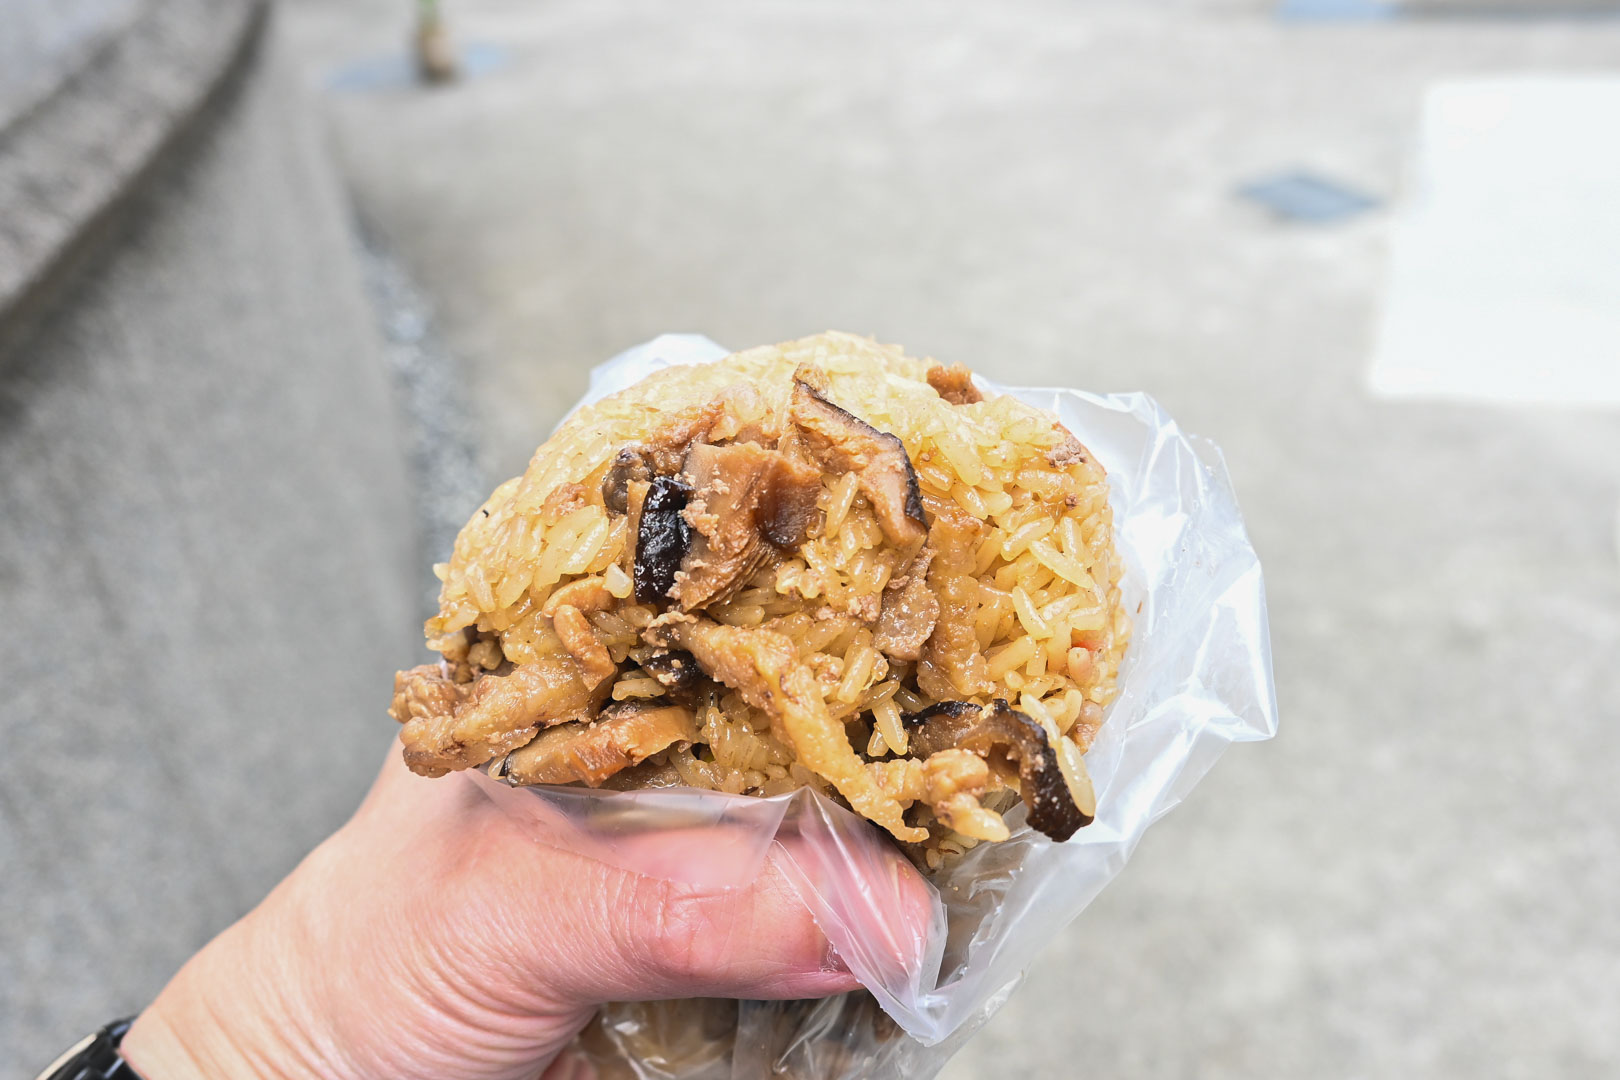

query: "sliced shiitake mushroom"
xmin=633 ymin=474 xmax=693 ymax=604
xmin=904 ymin=698 xmax=1093 ymax=841
xmin=788 ymin=367 xmax=927 ymax=548
xmin=901 ymin=700 xmax=981 ymax=741
xmin=639 ymin=648 xmax=708 ymax=704
xmin=601 ymin=447 xmax=653 ymax=515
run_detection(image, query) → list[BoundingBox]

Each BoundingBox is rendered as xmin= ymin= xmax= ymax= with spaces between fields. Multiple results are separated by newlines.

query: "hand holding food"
xmin=121 ymin=751 xmax=935 ymax=1080
xmin=114 ymin=333 xmax=1268 ymax=1080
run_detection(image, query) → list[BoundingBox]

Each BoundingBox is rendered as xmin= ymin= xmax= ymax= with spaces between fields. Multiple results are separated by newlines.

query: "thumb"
xmin=620 ymin=845 xmax=861 ymax=1000
xmin=529 ymin=833 xmax=934 ymax=1005
xmin=368 ymin=755 xmax=939 ymax=1018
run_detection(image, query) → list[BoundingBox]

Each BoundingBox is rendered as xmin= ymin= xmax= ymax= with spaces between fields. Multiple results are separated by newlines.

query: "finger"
xmin=459 ymin=800 xmax=936 ymax=1007
xmin=478 ymin=839 xmax=859 ymax=1005
xmin=768 ymin=816 xmax=944 ymax=994
xmin=365 ymin=754 xmax=937 ymax=1008
xmin=613 ymin=845 xmax=863 ymax=1001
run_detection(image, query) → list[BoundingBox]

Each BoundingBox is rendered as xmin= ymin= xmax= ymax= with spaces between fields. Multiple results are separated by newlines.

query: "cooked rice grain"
xmin=408 ymin=332 xmax=1130 ymax=855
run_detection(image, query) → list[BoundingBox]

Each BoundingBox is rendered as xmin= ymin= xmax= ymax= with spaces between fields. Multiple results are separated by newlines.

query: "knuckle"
xmin=638 ymin=881 xmax=740 ymax=988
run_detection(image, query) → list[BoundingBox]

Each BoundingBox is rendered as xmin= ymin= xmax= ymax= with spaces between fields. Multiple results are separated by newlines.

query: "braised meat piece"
xmin=551 ymin=604 xmax=617 ymax=689
xmin=871 ymin=547 xmax=939 ymax=662
xmin=494 ymin=701 xmax=698 ymax=787
xmin=542 ymin=576 xmax=616 ymax=616
xmin=1045 ymin=428 xmax=1089 ymax=468
xmin=640 ymin=400 xmax=727 ymax=475
xmin=675 ymin=442 xmax=823 ymax=611
xmin=916 ymin=503 xmax=991 ymax=699
xmin=926 ymin=363 xmax=983 ymax=405
xmin=390 ymin=651 xmax=608 ymax=776
xmin=789 ymin=367 xmax=927 ymax=548
xmin=921 ymin=749 xmax=1006 ymax=841
xmin=867 ymin=748 xmax=1009 ymax=843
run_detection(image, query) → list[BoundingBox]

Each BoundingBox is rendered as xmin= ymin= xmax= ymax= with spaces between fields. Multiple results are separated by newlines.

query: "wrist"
xmin=119 ymin=1006 xmax=217 ymax=1080
xmin=121 ymin=925 xmax=314 ymax=1080
xmin=121 ymin=866 xmax=352 ymax=1080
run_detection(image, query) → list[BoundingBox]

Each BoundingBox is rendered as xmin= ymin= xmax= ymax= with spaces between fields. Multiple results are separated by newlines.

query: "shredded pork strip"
xmin=552 ymin=604 xmax=617 ymax=689
xmin=495 ymin=703 xmax=698 ymax=787
xmin=666 ymin=616 xmax=925 ymax=843
xmin=390 ymin=650 xmax=606 ymax=776
xmin=916 ymin=502 xmax=991 ymax=700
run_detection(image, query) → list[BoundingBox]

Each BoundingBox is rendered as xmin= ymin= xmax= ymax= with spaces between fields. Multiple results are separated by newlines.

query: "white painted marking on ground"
xmin=1370 ymin=77 xmax=1620 ymax=407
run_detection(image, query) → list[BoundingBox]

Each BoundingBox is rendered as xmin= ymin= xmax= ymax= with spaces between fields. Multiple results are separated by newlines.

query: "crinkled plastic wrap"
xmin=469 ymin=335 xmax=1279 ymax=1079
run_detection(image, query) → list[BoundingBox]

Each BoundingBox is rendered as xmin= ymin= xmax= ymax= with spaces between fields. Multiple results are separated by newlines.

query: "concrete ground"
xmin=278 ymin=2 xmax=1620 ymax=1076
xmin=0 ymin=22 xmax=418 ymax=1071
xmin=1 ymin=1 xmax=137 ymax=130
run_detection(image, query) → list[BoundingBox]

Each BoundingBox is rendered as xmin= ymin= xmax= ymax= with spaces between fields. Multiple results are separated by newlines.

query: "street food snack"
xmin=389 ymin=333 xmax=1130 ymax=856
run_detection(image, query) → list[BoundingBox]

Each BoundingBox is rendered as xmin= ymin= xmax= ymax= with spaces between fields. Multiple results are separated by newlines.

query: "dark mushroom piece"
xmin=905 ymin=698 xmax=1093 ymax=841
xmin=633 ymin=474 xmax=693 ymax=604
xmin=639 ymin=648 xmax=708 ymax=705
xmin=754 ymin=453 xmax=824 ymax=549
xmin=788 ymin=367 xmax=928 ymax=548
xmin=597 ymin=758 xmax=687 ymax=790
xmin=901 ymin=699 xmax=981 ymax=742
xmin=601 ymin=446 xmax=653 ymax=515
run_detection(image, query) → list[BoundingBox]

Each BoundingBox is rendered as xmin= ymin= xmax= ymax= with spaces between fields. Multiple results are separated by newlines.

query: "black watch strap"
xmin=35 ymin=1018 xmax=143 ymax=1080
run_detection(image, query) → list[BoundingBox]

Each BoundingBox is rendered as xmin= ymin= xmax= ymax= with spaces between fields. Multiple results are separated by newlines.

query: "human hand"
xmin=120 ymin=752 xmax=934 ymax=1080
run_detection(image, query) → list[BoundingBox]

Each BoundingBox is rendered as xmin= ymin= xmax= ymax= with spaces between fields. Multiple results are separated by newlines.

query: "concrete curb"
xmin=0 ymin=0 xmax=266 ymax=350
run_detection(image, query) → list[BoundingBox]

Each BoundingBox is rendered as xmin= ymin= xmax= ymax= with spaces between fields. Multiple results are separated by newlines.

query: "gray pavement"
xmin=0 ymin=21 xmax=417 ymax=1072
xmin=0 ymin=0 xmax=265 ymax=332
xmin=0 ymin=0 xmax=137 ymax=130
xmin=279 ymin=1 xmax=1620 ymax=1076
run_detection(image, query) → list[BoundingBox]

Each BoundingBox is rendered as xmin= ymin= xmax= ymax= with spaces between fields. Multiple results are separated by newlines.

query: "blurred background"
xmin=3 ymin=0 xmax=1618 ymax=1076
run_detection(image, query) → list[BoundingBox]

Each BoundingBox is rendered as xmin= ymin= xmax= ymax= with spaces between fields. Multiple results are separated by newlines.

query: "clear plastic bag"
xmin=470 ymin=334 xmax=1279 ymax=1078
